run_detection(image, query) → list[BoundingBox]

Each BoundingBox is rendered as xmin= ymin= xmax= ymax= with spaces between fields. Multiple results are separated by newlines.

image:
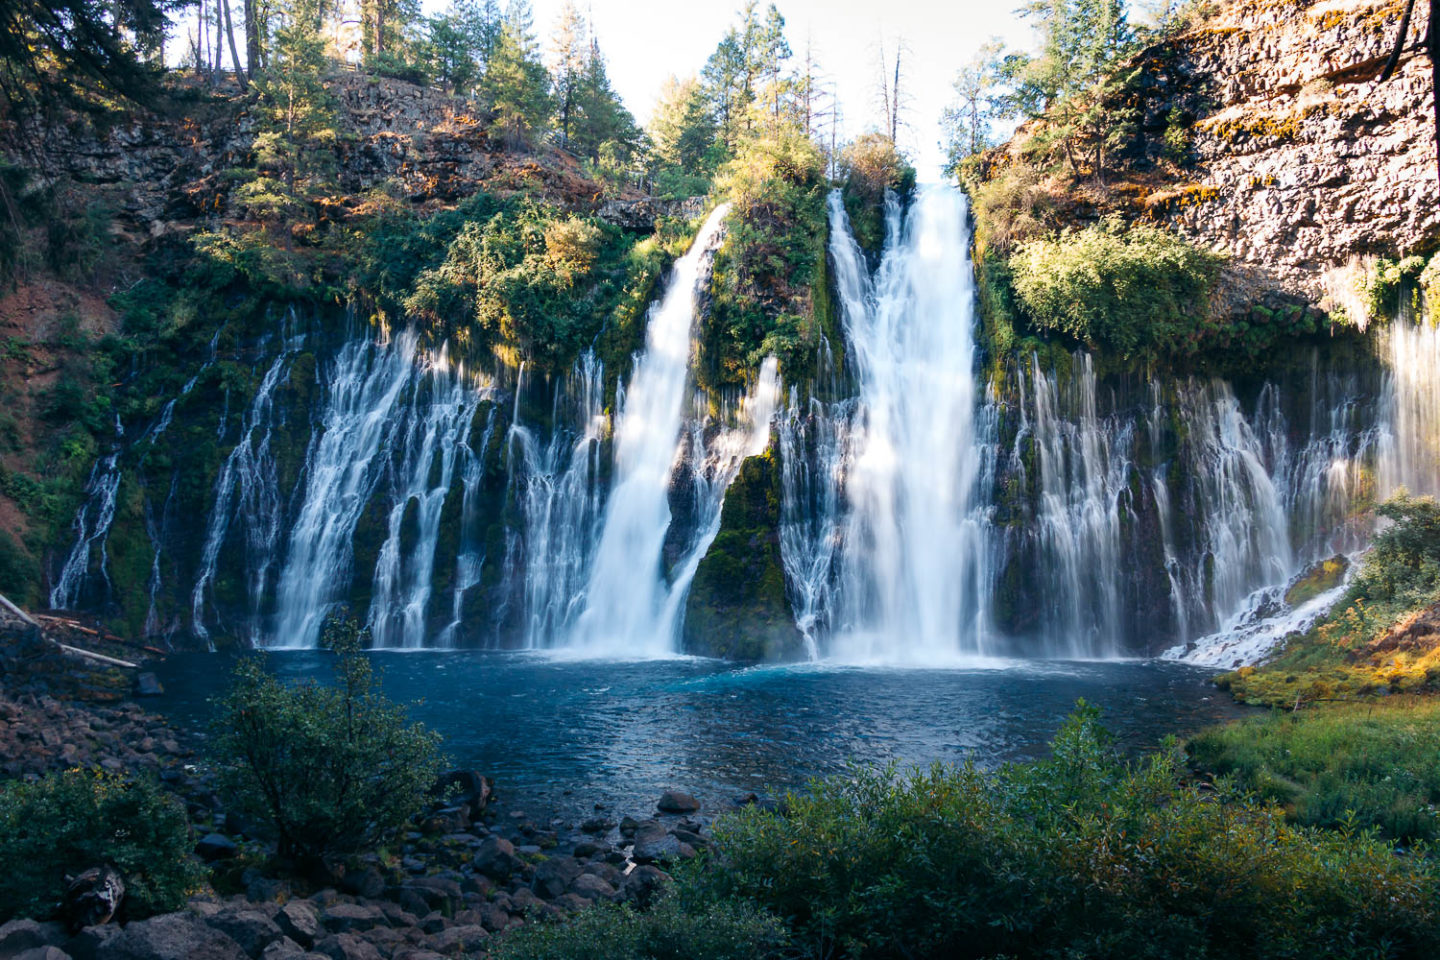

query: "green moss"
xmin=1284 ymin=555 xmax=1349 ymax=607
xmin=682 ymin=448 xmax=804 ymax=661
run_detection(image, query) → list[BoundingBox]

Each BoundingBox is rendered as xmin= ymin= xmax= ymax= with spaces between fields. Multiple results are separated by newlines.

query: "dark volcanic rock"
xmin=530 ymin=857 xmax=581 ymax=900
xmin=96 ymin=914 xmax=247 ymax=960
xmin=656 ymin=790 xmax=701 ymax=814
xmin=473 ymin=836 xmax=522 ymax=881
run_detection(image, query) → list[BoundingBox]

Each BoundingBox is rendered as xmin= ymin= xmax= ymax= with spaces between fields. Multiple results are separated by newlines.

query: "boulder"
xmin=337 ymin=867 xmax=383 ymax=901
xmin=619 ymin=865 xmax=670 ymax=909
xmin=202 ymin=910 xmax=284 ymax=958
xmin=63 ymin=867 xmax=124 ymax=928
xmin=258 ymin=938 xmax=306 ymax=960
xmin=530 ymin=857 xmax=581 ymax=900
xmin=430 ymin=771 xmax=491 ymax=813
xmin=427 ymin=924 xmax=488 ymax=955
xmin=274 ymin=903 xmax=319 ymax=948
xmin=134 ymin=673 xmax=163 ymax=697
xmin=0 ymin=919 xmax=68 ymax=955
xmin=64 ymin=925 xmax=120 ymax=960
xmin=472 ymin=836 xmax=522 ymax=881
xmin=568 ymin=873 xmax=617 ymax=902
xmin=196 ymin=834 xmax=240 ymax=862
xmin=310 ymin=934 xmax=381 ymax=960
xmin=318 ymin=904 xmax=385 ymax=935
xmin=96 ymin=914 xmax=247 ymax=960
xmin=656 ymin=790 xmax=700 ymax=814
xmin=12 ymin=948 xmax=72 ymax=960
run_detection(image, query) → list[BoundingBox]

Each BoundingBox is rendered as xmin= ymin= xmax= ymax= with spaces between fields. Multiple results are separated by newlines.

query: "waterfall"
xmin=435 ymin=406 xmax=500 ymax=649
xmin=657 ymin=357 xmax=782 ymax=636
xmin=191 ymin=334 xmax=299 ymax=648
xmin=821 ymin=185 xmax=993 ymax=662
xmin=568 ymin=203 xmax=735 ymax=655
xmin=49 ymin=445 xmax=122 ymax=611
xmin=509 ymin=352 xmax=608 ymax=648
xmin=1027 ymin=354 xmax=1133 ymax=657
xmin=1378 ymin=317 xmax=1440 ymax=497
xmin=367 ymin=346 xmax=483 ymax=650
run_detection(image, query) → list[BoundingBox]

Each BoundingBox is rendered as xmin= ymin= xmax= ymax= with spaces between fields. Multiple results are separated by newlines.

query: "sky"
xmin=425 ymin=0 xmax=1037 ymax=180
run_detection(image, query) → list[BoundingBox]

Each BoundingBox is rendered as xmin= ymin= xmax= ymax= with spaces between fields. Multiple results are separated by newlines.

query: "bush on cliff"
xmin=838 ymin=133 xmax=917 ymax=253
xmin=705 ymin=132 xmax=829 ymax=390
xmin=211 ymin=617 xmax=446 ymax=860
xmin=1009 ymin=218 xmax=1225 ymax=359
xmin=690 ymin=703 xmax=1440 ymax=959
xmin=0 ymin=768 xmax=204 ymax=922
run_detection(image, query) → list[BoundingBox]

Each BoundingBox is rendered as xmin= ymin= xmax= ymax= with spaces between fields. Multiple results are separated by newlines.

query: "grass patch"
xmin=1188 ymin=698 xmax=1440 ymax=842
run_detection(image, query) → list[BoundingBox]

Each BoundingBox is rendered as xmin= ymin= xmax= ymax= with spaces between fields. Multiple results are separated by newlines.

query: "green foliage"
xmin=838 ymin=133 xmax=916 ymax=254
xmin=683 ymin=452 xmax=802 ymax=661
xmin=1352 ymin=492 xmax=1440 ymax=606
xmin=481 ymin=20 xmax=553 ymax=150
xmin=706 ymin=133 xmax=828 ymax=389
xmin=394 ymin=195 xmax=650 ymax=371
xmin=0 ymin=768 xmax=204 ymax=922
xmin=1219 ymin=493 xmax=1440 ymax=706
xmin=694 ymin=702 xmax=1440 ymax=960
xmin=0 ymin=528 xmax=39 ymax=601
xmin=1189 ymin=699 xmax=1440 ymax=842
xmin=210 ymin=617 xmax=447 ymax=859
xmin=490 ymin=894 xmax=786 ymax=960
xmin=1009 ymin=218 xmax=1226 ymax=359
xmin=1358 ymin=256 xmax=1428 ymax=323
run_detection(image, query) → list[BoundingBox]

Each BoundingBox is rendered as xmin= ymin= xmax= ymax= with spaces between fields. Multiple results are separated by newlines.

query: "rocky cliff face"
xmin=1145 ymin=0 xmax=1438 ymax=303
xmin=1 ymin=72 xmax=654 ymax=247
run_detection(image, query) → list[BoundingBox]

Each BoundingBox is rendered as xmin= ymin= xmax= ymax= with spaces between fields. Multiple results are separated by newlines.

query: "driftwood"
xmin=0 ymin=592 xmax=139 ymax=669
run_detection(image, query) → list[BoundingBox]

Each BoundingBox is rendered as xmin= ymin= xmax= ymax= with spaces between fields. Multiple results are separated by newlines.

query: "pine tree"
xmin=548 ymin=0 xmax=588 ymax=149
xmin=482 ymin=17 xmax=552 ymax=149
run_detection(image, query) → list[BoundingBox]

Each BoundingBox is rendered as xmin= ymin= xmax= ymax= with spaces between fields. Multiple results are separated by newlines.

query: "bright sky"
xmin=425 ymin=0 xmax=1036 ymax=180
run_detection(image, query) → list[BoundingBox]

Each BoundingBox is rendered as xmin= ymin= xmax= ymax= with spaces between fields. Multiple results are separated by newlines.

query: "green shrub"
xmin=1188 ymin=699 xmax=1440 ymax=842
xmin=210 ymin=618 xmax=446 ymax=860
xmin=694 ymin=703 xmax=1440 ymax=960
xmin=0 ymin=769 xmax=205 ymax=922
xmin=1350 ymin=491 xmax=1440 ymax=607
xmin=1009 ymin=219 xmax=1225 ymax=359
xmin=490 ymin=895 xmax=786 ymax=960
xmin=1359 ymin=255 xmax=1427 ymax=322
xmin=706 ymin=132 xmax=828 ymax=389
xmin=838 ymin=133 xmax=916 ymax=253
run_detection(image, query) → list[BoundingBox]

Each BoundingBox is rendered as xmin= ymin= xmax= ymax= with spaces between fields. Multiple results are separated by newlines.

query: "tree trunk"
xmin=244 ymin=0 xmax=261 ymax=77
xmin=214 ymin=0 xmax=225 ymax=80
xmin=224 ymin=0 xmax=247 ymax=89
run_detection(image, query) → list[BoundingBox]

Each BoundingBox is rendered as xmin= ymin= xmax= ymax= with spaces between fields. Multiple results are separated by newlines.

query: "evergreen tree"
xmin=482 ymin=16 xmax=551 ymax=149
xmin=571 ymin=41 xmax=638 ymax=161
xmin=0 ymin=0 xmax=187 ymax=108
xmin=548 ymin=0 xmax=588 ymax=149
xmin=648 ymin=74 xmax=717 ymax=175
xmin=237 ymin=0 xmax=337 ymax=232
xmin=942 ymin=39 xmax=1007 ymax=167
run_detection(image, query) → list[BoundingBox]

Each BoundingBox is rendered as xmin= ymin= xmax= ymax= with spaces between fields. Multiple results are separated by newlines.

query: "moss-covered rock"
xmin=1285 ymin=555 xmax=1349 ymax=608
xmin=682 ymin=447 xmax=804 ymax=662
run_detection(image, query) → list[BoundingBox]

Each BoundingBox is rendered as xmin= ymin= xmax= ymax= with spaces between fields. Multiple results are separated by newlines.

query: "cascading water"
xmin=785 ymin=186 xmax=992 ymax=662
xmin=435 ymin=406 xmax=500 ymax=649
xmin=49 ymin=438 xmax=123 ymax=611
xmin=568 ymin=203 xmax=737 ymax=655
xmin=191 ymin=328 xmax=301 ymax=648
xmin=367 ymin=346 xmax=484 ymax=650
xmin=508 ymin=353 xmax=608 ymax=648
